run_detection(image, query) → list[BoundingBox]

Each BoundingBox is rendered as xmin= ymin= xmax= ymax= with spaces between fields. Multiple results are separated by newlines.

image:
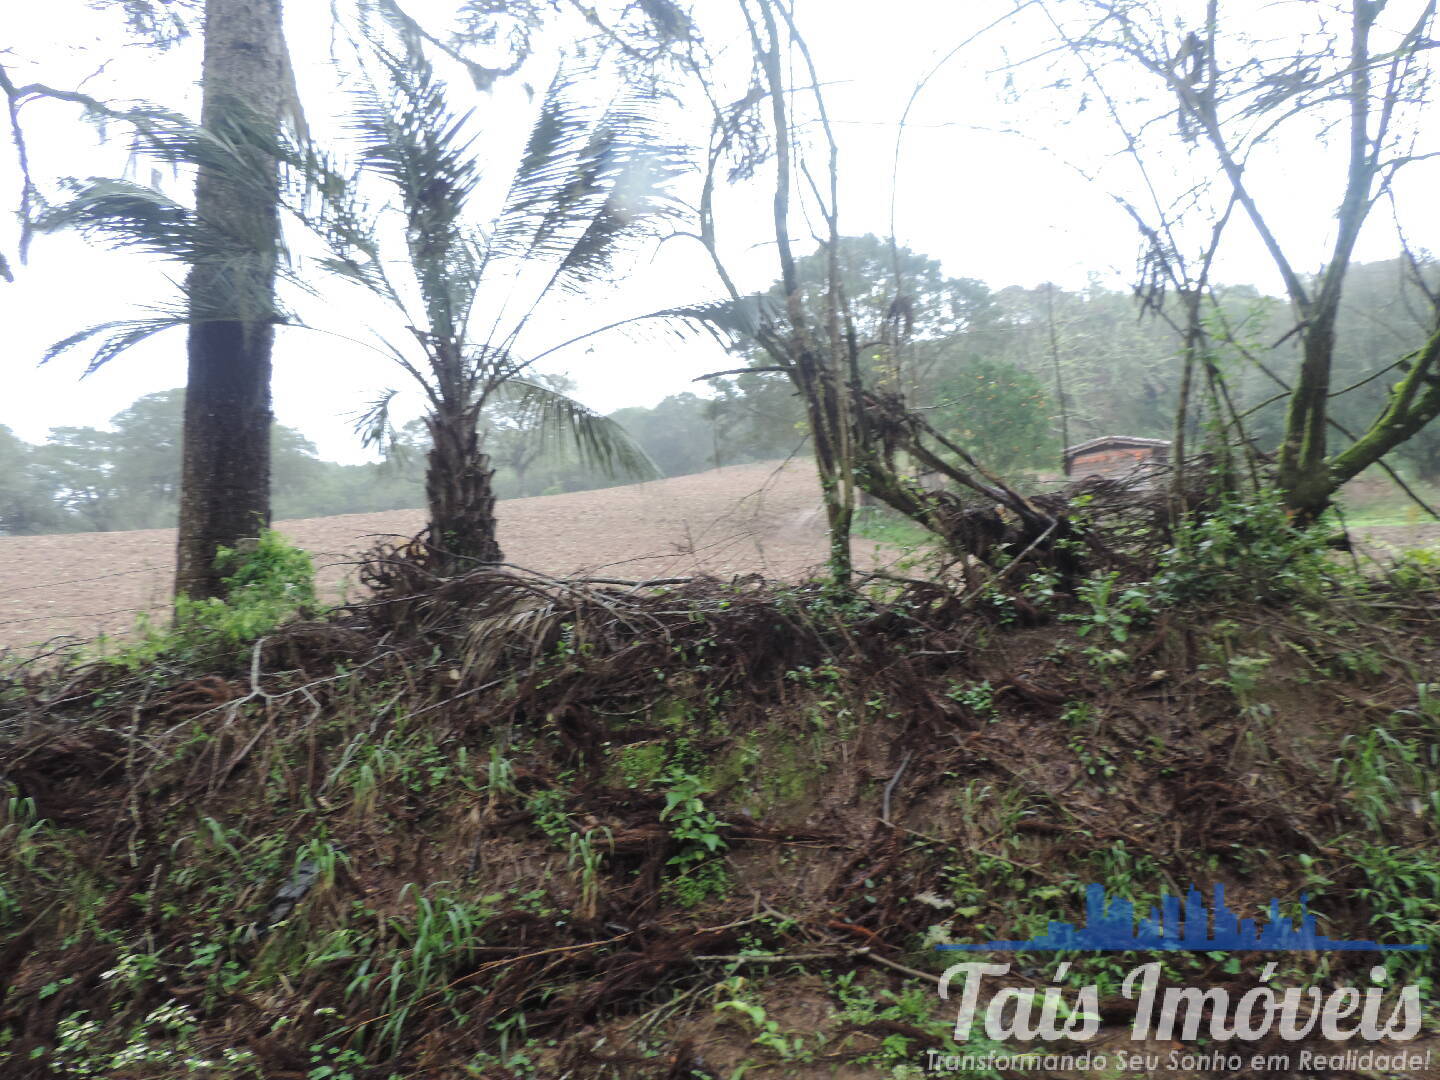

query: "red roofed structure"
xmin=1063 ymin=435 xmax=1171 ymax=481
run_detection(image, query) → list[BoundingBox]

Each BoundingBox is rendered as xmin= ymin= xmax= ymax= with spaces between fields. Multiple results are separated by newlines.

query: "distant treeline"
xmin=4 ymin=242 xmax=1436 ymax=536
xmin=0 ymin=385 xmax=791 ymax=536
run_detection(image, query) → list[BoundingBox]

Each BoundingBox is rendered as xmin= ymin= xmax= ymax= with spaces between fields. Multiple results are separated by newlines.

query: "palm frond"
xmin=44 ymin=315 xmax=187 ymax=374
xmin=279 ymin=134 xmax=413 ymax=312
xmin=646 ymin=295 xmax=780 ymax=342
xmin=137 ymin=106 xmax=288 ymax=201
xmin=40 ymin=91 xmax=331 ymax=273
xmin=550 ymin=141 xmax=683 ymax=291
xmin=351 ymin=388 xmax=402 ymax=453
xmin=36 ymin=179 xmax=195 ymax=258
xmin=488 ymin=73 xmax=683 ymax=284
xmin=313 ymin=253 xmax=378 ymax=291
xmin=350 ymin=27 xmax=480 ymax=228
xmin=493 ymin=378 xmax=659 ymax=480
xmin=520 ymin=294 xmax=781 ymax=373
xmin=348 ymin=22 xmax=483 ymax=338
xmin=486 ymin=70 xmax=598 ymax=258
xmin=39 ymin=175 xmax=290 ymax=323
xmin=306 ymin=178 xmax=405 ymax=304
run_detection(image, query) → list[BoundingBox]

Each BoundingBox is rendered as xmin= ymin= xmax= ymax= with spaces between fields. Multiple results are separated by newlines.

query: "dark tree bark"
xmin=426 ymin=407 xmax=503 ymax=571
xmin=175 ymin=0 xmax=285 ymax=598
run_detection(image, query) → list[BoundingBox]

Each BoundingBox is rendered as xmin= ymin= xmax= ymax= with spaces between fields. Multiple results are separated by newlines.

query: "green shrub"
xmin=101 ymin=530 xmax=316 ymax=669
xmin=179 ymin=530 xmax=315 ymax=638
xmin=1388 ymin=546 xmax=1440 ymax=591
xmin=660 ymin=769 xmax=730 ymax=907
xmin=1153 ymin=488 xmax=1336 ymax=604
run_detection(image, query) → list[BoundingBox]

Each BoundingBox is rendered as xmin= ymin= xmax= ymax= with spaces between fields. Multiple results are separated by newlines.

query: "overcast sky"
xmin=3 ymin=0 xmax=1436 ymax=462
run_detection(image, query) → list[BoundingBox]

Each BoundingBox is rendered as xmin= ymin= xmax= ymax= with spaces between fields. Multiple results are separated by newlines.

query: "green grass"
xmin=1338 ymin=505 xmax=1427 ymax=529
xmin=1334 ymin=481 xmax=1440 ymax=530
xmin=852 ymin=506 xmax=933 ymax=548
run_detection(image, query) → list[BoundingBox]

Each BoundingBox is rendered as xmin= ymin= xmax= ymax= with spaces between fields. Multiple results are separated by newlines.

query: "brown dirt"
xmin=7 ymin=461 xmax=1435 ymax=655
xmin=1353 ymin=522 xmax=1440 ymax=561
xmin=0 ymin=460 xmax=899 ymax=652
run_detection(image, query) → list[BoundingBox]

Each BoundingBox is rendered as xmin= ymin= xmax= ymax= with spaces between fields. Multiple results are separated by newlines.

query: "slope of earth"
xmin=0 ymin=460 xmax=899 ymax=652
xmin=1 ymin=537 xmax=1437 ymax=1078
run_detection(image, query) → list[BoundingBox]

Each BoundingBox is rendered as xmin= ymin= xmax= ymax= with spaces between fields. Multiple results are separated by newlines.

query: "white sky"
xmin=2 ymin=0 xmax=1436 ymax=462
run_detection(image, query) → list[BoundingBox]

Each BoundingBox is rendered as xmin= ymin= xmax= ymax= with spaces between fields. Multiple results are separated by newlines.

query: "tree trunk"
xmin=1276 ymin=316 xmax=1338 ymax=523
xmin=1170 ymin=303 xmax=1198 ymax=509
xmin=1328 ymin=326 xmax=1440 ymax=488
xmin=175 ymin=0 xmax=285 ymax=598
xmin=1274 ymin=0 xmax=1379 ymax=525
xmin=1045 ymin=282 xmax=1070 ymax=471
xmin=792 ymin=347 xmax=854 ymax=585
xmin=426 ymin=409 xmax=503 ymax=572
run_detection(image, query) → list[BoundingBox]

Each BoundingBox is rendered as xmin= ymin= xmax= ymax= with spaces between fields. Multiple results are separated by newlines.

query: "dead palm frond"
xmin=458 ymin=572 xmax=572 ymax=683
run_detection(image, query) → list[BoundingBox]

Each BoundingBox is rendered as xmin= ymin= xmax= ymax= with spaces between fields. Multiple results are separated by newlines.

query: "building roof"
xmin=1062 ymin=435 xmax=1171 ymax=466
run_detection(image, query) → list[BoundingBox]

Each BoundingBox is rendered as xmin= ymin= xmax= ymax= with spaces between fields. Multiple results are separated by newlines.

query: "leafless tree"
xmin=679 ymin=0 xmax=1062 ymax=585
xmin=1043 ymin=0 xmax=1440 ymax=522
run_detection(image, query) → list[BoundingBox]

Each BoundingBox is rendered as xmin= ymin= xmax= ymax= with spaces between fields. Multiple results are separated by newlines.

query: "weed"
xmin=1020 ymin=568 xmax=1061 ymax=610
xmin=1388 ymin=546 xmax=1440 ymax=591
xmin=613 ymin=742 xmax=667 ymax=787
xmin=526 ymin=789 xmax=572 ymax=846
xmin=1154 ymin=487 xmax=1337 ymax=604
xmin=659 ymin=769 xmax=729 ymax=907
xmin=484 ymin=744 xmax=520 ymax=809
xmin=830 ymin=971 xmax=1003 ymax=1076
xmin=1351 ymin=844 xmax=1440 ymax=991
xmin=295 ymin=837 xmax=350 ymax=891
xmin=1070 ymin=736 xmax=1117 ymax=780
xmin=1063 ymin=571 xmax=1152 ymax=644
xmin=567 ymin=827 xmax=613 ymax=921
xmin=0 ymin=796 xmax=51 ymax=925
xmin=307 ymin=1043 xmax=369 ymax=1080
xmin=1219 ymin=653 xmax=1275 ymax=723
xmin=786 ymin=661 xmax=856 ymax=738
xmin=947 ymin=680 xmax=997 ymax=721
xmin=341 ymin=885 xmax=503 ymax=1054
xmin=714 ymin=978 xmax=810 ymax=1061
xmin=37 ymin=1000 xmax=262 ymax=1078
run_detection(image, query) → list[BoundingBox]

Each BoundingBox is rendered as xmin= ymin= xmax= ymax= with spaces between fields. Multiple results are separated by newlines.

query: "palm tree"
xmin=26 ymin=0 xmax=289 ymax=598
xmin=176 ymin=0 xmax=287 ymax=599
xmin=42 ymin=13 xmax=679 ymax=578
xmin=311 ymin=20 xmax=676 ymax=571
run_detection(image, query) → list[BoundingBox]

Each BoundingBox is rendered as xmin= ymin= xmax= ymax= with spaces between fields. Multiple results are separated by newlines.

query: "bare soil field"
xmin=1352 ymin=521 xmax=1440 ymax=561
xmin=0 ymin=460 xmax=901 ymax=652
xmin=4 ymin=460 xmax=1437 ymax=654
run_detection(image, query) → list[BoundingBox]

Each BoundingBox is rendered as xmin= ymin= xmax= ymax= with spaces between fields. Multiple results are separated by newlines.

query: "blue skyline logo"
xmin=937 ymin=883 xmax=1427 ymax=953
